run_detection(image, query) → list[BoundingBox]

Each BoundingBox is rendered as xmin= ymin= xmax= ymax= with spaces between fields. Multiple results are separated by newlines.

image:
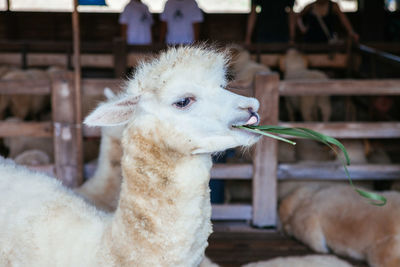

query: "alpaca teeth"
xmin=245 ymin=116 xmax=258 ymax=126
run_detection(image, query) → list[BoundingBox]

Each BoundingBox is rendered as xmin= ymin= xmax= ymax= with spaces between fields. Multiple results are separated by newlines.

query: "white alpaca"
xmin=0 ymin=46 xmax=260 ymax=266
xmin=282 ymin=49 xmax=331 ymax=122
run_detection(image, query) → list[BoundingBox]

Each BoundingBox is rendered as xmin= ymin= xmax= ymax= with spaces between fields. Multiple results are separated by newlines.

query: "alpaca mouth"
xmin=231 ymin=112 xmax=260 ymax=128
xmin=244 ymin=112 xmax=259 ymax=126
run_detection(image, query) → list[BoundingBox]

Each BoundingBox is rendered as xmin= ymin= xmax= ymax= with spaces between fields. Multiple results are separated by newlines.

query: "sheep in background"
xmin=279 ymin=184 xmax=400 ymax=267
xmin=0 ymin=46 xmax=260 ymax=266
xmin=282 ymin=49 xmax=331 ymax=122
xmin=243 ymin=255 xmax=352 ymax=267
xmin=2 ymin=117 xmax=54 ymax=161
xmin=227 ymin=44 xmax=271 ymax=86
xmin=2 ymin=68 xmax=50 ymax=120
xmin=14 ymin=149 xmax=51 ymax=166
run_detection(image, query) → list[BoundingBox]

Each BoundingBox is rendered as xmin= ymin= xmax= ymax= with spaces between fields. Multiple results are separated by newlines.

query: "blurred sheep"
xmin=2 ymin=68 xmax=50 ymax=120
xmin=227 ymin=44 xmax=271 ymax=86
xmin=282 ymin=49 xmax=331 ymax=122
xmin=14 ymin=149 xmax=51 ymax=166
xmin=279 ymin=184 xmax=400 ymax=267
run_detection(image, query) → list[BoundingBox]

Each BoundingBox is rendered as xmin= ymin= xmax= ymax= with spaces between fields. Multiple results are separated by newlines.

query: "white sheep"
xmin=0 ymin=46 xmax=260 ymax=266
xmin=13 ymin=149 xmax=51 ymax=166
xmin=282 ymin=49 xmax=331 ymax=122
xmin=243 ymin=255 xmax=353 ymax=267
xmin=227 ymin=44 xmax=271 ymax=86
xmin=279 ymin=184 xmax=400 ymax=267
xmin=2 ymin=68 xmax=50 ymax=120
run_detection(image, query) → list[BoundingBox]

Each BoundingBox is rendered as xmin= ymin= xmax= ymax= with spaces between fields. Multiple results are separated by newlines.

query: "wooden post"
xmin=345 ymin=37 xmax=353 ymax=78
xmin=252 ymin=72 xmax=279 ymax=227
xmin=113 ymin=37 xmax=127 ymax=78
xmin=59 ymin=0 xmax=83 ymax=186
xmin=22 ymin=43 xmax=27 ymax=69
xmin=51 ymin=71 xmax=83 ymax=187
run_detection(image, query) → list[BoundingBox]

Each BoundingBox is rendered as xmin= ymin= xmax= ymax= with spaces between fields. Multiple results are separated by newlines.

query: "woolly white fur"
xmin=0 ymin=46 xmax=260 ymax=266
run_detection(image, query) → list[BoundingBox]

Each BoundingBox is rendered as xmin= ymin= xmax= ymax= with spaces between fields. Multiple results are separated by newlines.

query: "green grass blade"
xmin=237 ymin=125 xmax=386 ymax=206
xmin=234 ymin=126 xmax=296 ymax=145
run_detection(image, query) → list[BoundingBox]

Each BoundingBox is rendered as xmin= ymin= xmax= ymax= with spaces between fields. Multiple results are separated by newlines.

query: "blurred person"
xmin=245 ymin=0 xmax=295 ymax=44
xmin=159 ymin=0 xmax=203 ymax=45
xmin=119 ymin=0 xmax=153 ymax=45
xmin=295 ymin=0 xmax=359 ymax=43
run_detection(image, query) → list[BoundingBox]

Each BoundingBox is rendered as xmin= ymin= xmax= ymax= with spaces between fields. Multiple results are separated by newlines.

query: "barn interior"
xmin=0 ymin=0 xmax=400 ymax=266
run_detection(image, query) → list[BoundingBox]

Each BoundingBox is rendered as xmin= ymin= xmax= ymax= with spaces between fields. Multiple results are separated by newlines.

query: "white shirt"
xmin=119 ymin=1 xmax=153 ymax=45
xmin=160 ymin=0 xmax=203 ymax=45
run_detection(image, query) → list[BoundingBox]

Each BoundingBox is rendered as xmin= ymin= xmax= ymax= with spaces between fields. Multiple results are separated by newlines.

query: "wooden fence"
xmin=0 ymin=40 xmax=354 ymax=78
xmin=1 ymin=74 xmax=399 ymax=227
xmin=1 ymin=40 xmax=400 ymax=227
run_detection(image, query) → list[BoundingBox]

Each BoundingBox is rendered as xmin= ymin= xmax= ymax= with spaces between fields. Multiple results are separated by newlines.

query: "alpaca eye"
xmin=173 ymin=97 xmax=194 ymax=109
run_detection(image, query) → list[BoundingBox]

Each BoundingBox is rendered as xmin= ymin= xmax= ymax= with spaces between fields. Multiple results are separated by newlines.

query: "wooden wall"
xmin=0 ymin=10 xmax=398 ymax=44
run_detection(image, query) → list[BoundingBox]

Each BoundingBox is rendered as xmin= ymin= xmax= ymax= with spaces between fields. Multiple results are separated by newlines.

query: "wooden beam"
xmin=0 ymin=53 xmax=21 ymax=66
xmin=211 ymin=164 xmax=253 ymax=179
xmin=80 ymin=54 xmax=113 ymax=68
xmin=279 ymin=122 xmax=400 ymax=139
xmin=252 ymin=72 xmax=279 ymax=227
xmin=0 ymin=53 xmax=113 ymax=68
xmin=33 ymin=161 xmax=400 ymax=183
xmin=212 ymin=204 xmax=252 ymax=220
xmin=0 ymin=121 xmax=52 ymax=137
xmin=278 ymin=163 xmax=400 ymax=180
xmin=0 ymin=80 xmax=51 ymax=94
xmin=27 ymin=53 xmax=68 ymax=67
xmin=82 ymin=78 xmax=122 ymax=95
xmin=127 ymin=52 xmax=151 ymax=67
xmin=280 ymin=79 xmax=400 ymax=96
xmin=259 ymin=53 xmax=347 ymax=68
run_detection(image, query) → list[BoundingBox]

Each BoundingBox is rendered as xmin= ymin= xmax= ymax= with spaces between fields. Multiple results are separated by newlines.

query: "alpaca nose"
xmin=238 ymin=97 xmax=260 ymax=113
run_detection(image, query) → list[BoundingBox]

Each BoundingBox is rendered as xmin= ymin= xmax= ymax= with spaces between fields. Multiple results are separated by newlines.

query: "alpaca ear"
xmin=84 ymin=95 xmax=139 ymax=127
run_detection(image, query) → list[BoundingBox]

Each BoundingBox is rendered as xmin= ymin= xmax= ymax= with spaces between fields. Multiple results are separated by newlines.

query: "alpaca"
xmin=282 ymin=49 xmax=331 ymax=122
xmin=0 ymin=46 xmax=260 ymax=266
xmin=279 ymin=184 xmax=400 ymax=267
xmin=243 ymin=255 xmax=352 ymax=267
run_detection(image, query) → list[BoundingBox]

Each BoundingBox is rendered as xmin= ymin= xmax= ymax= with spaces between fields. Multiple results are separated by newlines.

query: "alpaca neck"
xmin=105 ymin=128 xmax=213 ymax=267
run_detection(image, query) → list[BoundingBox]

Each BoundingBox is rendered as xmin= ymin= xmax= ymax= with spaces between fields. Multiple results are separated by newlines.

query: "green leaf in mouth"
xmin=234 ymin=125 xmax=387 ymax=206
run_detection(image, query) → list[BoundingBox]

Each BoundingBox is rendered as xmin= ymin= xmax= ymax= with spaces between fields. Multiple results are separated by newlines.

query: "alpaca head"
xmin=85 ymin=46 xmax=260 ymax=155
